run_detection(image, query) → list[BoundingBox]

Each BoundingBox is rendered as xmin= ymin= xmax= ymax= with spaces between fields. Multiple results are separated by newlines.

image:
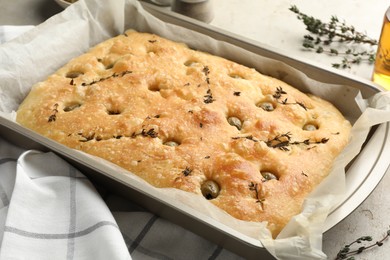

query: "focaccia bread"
xmin=16 ymin=30 xmax=351 ymax=237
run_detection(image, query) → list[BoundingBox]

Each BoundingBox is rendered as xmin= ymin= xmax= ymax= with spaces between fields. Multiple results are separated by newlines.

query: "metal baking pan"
xmin=1 ymin=3 xmax=390 ymax=259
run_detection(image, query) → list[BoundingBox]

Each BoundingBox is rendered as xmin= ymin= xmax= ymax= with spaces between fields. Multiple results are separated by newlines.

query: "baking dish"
xmin=1 ymin=1 xmax=390 ymax=259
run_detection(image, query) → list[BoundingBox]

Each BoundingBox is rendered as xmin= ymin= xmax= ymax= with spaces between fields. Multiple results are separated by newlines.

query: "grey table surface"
xmin=1 ymin=0 xmax=390 ymax=259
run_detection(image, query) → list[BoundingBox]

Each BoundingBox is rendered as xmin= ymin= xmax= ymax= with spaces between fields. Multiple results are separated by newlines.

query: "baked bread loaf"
xmin=16 ymin=30 xmax=351 ymax=237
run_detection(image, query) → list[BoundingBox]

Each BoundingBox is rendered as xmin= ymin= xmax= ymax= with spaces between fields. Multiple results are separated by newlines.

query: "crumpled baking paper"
xmin=1 ymin=0 xmax=390 ymax=259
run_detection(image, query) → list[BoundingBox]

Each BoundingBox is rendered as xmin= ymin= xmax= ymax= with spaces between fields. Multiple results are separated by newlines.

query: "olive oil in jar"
xmin=373 ymin=7 xmax=390 ymax=90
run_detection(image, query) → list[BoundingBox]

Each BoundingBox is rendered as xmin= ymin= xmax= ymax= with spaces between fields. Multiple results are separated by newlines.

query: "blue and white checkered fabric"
xmin=0 ymin=137 xmax=131 ymax=259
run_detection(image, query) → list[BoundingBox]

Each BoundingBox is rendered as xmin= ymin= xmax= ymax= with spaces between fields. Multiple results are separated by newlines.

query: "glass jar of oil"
xmin=372 ymin=7 xmax=390 ymax=90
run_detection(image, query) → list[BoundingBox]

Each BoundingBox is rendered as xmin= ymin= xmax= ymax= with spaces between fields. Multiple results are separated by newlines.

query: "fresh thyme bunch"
xmin=335 ymin=230 xmax=390 ymax=259
xmin=289 ymin=5 xmax=378 ymax=69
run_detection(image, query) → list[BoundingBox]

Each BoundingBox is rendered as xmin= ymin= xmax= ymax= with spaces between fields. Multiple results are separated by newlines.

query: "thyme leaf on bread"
xmin=78 ymin=70 xmax=132 ymax=87
xmin=273 ymin=87 xmax=307 ymax=110
xmin=131 ymin=128 xmax=159 ymax=139
xmin=182 ymin=167 xmax=193 ymax=176
xmin=141 ymin=128 xmax=158 ymax=138
xmin=145 ymin=114 xmax=161 ymax=120
xmin=266 ymin=132 xmax=292 ymax=151
xmin=249 ymin=182 xmax=265 ymax=209
xmin=266 ymin=132 xmax=329 ymax=151
xmin=202 ymin=65 xmax=210 ymax=84
xmin=77 ymin=132 xmax=123 ymax=142
xmin=48 ymin=103 xmax=59 ymax=122
xmin=232 ymin=132 xmax=328 ymax=151
xmin=203 ymin=89 xmax=215 ymax=104
xmin=201 ymin=65 xmax=215 ymax=103
xmin=273 ymin=86 xmax=287 ymax=99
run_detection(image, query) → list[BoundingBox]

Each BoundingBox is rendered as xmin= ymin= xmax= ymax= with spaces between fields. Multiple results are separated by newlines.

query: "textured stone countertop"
xmin=1 ymin=0 xmax=389 ymax=259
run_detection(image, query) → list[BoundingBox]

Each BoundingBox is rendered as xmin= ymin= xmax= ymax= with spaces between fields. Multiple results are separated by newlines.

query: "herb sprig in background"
xmin=335 ymin=229 xmax=390 ymax=259
xmin=289 ymin=5 xmax=378 ymax=69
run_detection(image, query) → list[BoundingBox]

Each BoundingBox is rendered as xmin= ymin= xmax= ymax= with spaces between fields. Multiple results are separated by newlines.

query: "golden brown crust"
xmin=16 ymin=30 xmax=351 ymax=237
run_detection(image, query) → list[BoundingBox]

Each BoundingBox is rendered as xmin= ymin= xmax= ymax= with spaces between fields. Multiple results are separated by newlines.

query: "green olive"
xmin=303 ymin=124 xmax=317 ymax=131
xmin=184 ymin=60 xmax=199 ymax=67
xmin=227 ymin=116 xmax=242 ymax=130
xmin=164 ymin=141 xmax=179 ymax=147
xmin=66 ymin=71 xmax=84 ymax=79
xmin=63 ymin=103 xmax=81 ymax=112
xmin=261 ymin=171 xmax=278 ymax=181
xmin=230 ymin=74 xmax=243 ymax=79
xmin=105 ymin=63 xmax=115 ymax=70
xmin=201 ymin=180 xmax=220 ymax=200
xmin=258 ymin=102 xmax=274 ymax=111
xmin=107 ymin=109 xmax=121 ymax=115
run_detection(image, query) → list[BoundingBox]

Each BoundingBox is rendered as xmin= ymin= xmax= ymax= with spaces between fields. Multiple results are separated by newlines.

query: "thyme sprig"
xmin=335 ymin=230 xmax=390 ymax=259
xmin=273 ymin=86 xmax=287 ymax=99
xmin=249 ymin=182 xmax=265 ymax=208
xmin=273 ymin=87 xmax=307 ymax=110
xmin=202 ymin=66 xmax=215 ymax=104
xmin=77 ymin=70 xmax=132 ymax=87
xmin=202 ymin=65 xmax=210 ymax=84
xmin=289 ymin=5 xmax=377 ymax=69
xmin=266 ymin=132 xmax=329 ymax=151
xmin=290 ymin=5 xmax=377 ymax=45
xmin=204 ymin=89 xmax=215 ymax=104
xmin=130 ymin=128 xmax=159 ymax=139
xmin=232 ymin=132 xmax=328 ymax=151
xmin=48 ymin=103 xmax=59 ymax=122
xmin=182 ymin=166 xmax=193 ymax=176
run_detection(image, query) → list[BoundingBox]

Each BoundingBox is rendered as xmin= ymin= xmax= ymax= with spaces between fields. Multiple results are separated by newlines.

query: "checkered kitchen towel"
xmin=0 ymin=136 xmax=131 ymax=260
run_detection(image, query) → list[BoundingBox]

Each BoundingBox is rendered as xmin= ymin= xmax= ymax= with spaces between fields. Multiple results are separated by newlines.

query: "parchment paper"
xmin=1 ymin=0 xmax=390 ymax=259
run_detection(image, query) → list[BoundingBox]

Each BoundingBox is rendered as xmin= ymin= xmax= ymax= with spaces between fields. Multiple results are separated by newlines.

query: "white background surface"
xmin=210 ymin=0 xmax=388 ymax=82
